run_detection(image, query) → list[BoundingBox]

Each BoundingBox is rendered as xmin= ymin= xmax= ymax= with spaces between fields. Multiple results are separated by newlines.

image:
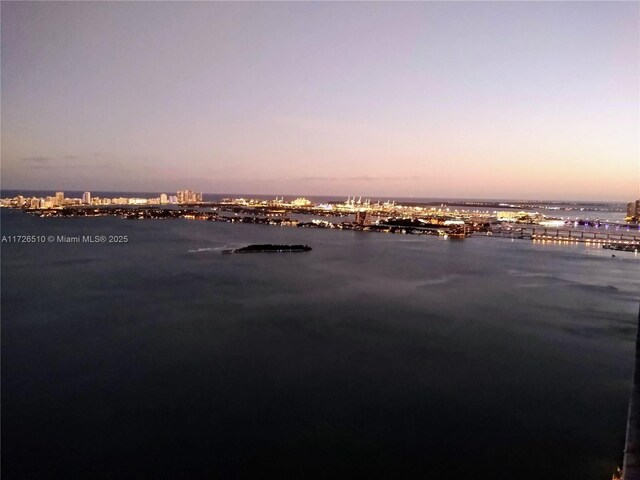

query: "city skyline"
xmin=1 ymin=186 xmax=637 ymax=205
xmin=2 ymin=1 xmax=639 ymax=201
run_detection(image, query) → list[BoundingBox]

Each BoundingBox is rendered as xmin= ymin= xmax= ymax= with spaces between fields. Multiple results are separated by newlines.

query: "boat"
xmin=224 ymin=244 xmax=312 ymax=254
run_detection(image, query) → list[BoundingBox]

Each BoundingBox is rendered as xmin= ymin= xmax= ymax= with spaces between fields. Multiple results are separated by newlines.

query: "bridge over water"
xmin=492 ymin=226 xmax=640 ymax=247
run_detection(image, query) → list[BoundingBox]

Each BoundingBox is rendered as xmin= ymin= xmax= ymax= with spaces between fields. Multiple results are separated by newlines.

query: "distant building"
xmin=496 ymin=211 xmax=525 ymax=222
xmin=354 ymin=209 xmax=370 ymax=226
xmin=160 ymin=193 xmax=168 ymax=204
xmin=177 ymin=190 xmax=203 ymax=204
xmin=82 ymin=192 xmax=91 ymax=204
xmin=55 ymin=191 xmax=65 ymax=206
xmin=291 ymin=197 xmax=311 ymax=207
xmin=627 ymin=200 xmax=640 ymax=222
xmin=496 ymin=210 xmax=543 ymax=224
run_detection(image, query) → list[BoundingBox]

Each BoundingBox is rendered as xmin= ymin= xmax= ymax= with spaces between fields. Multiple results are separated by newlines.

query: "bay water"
xmin=2 ymin=208 xmax=639 ymax=479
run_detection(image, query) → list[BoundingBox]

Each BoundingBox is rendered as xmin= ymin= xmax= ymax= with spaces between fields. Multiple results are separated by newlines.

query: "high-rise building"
xmin=354 ymin=209 xmax=370 ymax=226
xmin=627 ymin=199 xmax=640 ymax=222
xmin=82 ymin=192 xmax=91 ymax=204
xmin=55 ymin=191 xmax=65 ymax=206
xmin=177 ymin=190 xmax=203 ymax=204
xmin=160 ymin=193 xmax=168 ymax=204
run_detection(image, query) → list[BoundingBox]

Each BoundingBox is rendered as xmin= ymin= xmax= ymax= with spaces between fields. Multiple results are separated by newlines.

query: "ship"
xmin=223 ymin=244 xmax=312 ymax=254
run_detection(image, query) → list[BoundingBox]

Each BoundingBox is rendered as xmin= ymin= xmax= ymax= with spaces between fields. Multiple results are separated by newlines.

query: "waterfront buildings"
xmin=1 ymin=192 xmax=637 ymax=238
xmin=354 ymin=209 xmax=371 ymax=226
xmin=495 ymin=210 xmax=546 ymax=224
xmin=177 ymin=190 xmax=203 ymax=204
xmin=0 ymin=190 xmax=203 ymax=208
xmin=627 ymin=200 xmax=640 ymax=222
xmin=291 ymin=197 xmax=312 ymax=207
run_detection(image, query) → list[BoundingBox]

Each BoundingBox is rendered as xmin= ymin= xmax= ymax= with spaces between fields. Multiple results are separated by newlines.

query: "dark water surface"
xmin=2 ymin=209 xmax=639 ymax=479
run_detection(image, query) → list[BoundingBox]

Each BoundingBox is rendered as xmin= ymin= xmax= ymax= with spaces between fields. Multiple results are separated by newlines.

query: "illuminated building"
xmin=627 ymin=200 xmax=640 ymax=222
xmin=354 ymin=209 xmax=370 ymax=226
xmin=177 ymin=190 xmax=203 ymax=204
xmin=291 ymin=198 xmax=311 ymax=206
xmin=82 ymin=192 xmax=91 ymax=204
xmin=496 ymin=211 xmax=525 ymax=222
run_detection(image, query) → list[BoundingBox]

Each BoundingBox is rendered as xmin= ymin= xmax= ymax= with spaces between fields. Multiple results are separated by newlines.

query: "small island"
xmin=224 ymin=244 xmax=312 ymax=254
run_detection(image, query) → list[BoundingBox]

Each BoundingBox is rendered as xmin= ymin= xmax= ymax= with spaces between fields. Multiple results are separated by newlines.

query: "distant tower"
xmin=628 ymin=200 xmax=640 ymax=223
xmin=82 ymin=192 xmax=91 ymax=204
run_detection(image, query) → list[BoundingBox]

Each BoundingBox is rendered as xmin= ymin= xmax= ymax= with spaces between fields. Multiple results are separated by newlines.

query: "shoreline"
xmin=3 ymin=205 xmax=639 ymax=253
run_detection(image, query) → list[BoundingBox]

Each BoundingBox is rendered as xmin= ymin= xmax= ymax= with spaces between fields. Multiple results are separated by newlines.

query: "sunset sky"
xmin=2 ymin=1 xmax=638 ymax=200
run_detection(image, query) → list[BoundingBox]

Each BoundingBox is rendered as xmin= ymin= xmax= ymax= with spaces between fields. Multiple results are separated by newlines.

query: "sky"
xmin=1 ymin=1 xmax=638 ymax=201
